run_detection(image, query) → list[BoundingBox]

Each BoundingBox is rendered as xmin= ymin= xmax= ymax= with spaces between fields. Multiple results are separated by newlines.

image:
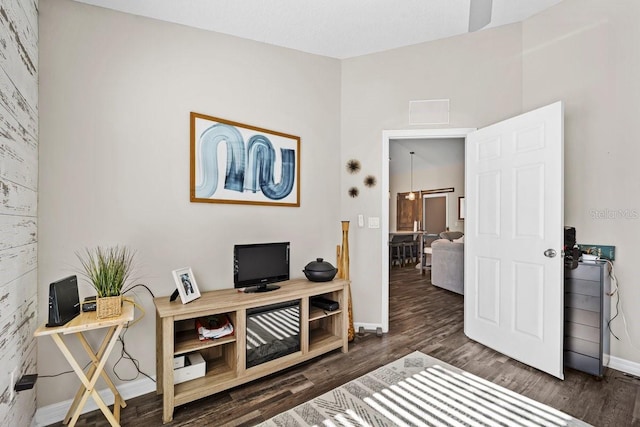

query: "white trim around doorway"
xmin=380 ymin=128 xmax=475 ymax=333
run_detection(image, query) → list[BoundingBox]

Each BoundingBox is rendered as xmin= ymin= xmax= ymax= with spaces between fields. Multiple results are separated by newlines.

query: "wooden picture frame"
xmin=172 ymin=267 xmax=201 ymax=304
xmin=458 ymin=196 xmax=465 ymax=220
xmin=190 ymin=112 xmax=301 ymax=207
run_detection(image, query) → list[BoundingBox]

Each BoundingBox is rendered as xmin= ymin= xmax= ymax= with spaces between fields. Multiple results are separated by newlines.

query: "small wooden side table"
xmin=35 ymin=302 xmax=135 ymax=426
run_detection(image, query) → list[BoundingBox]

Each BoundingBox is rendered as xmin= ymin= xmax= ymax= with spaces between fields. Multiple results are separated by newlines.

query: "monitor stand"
xmin=244 ymin=284 xmax=280 ymax=293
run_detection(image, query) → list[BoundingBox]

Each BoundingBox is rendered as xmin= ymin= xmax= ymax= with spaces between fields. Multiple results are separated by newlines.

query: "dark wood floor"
xmin=49 ymin=267 xmax=640 ymax=426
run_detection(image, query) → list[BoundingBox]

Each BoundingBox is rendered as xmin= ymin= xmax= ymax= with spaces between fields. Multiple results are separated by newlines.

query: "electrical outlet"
xmin=577 ymin=244 xmax=615 ymax=261
xmin=368 ymin=217 xmax=380 ymax=229
xmin=10 ymin=368 xmax=17 ymax=401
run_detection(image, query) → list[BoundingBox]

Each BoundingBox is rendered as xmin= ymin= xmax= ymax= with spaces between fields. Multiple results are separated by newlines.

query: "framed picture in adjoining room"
xmin=458 ymin=196 xmax=465 ymax=220
xmin=172 ymin=267 xmax=201 ymax=304
xmin=190 ymin=112 xmax=301 ymax=207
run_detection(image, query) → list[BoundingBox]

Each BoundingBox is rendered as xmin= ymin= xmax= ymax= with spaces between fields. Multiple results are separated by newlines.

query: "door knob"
xmin=544 ymin=249 xmax=557 ymax=258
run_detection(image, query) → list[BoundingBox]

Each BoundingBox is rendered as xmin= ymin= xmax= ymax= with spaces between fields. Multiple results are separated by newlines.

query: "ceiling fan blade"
xmin=468 ymin=0 xmax=493 ymax=32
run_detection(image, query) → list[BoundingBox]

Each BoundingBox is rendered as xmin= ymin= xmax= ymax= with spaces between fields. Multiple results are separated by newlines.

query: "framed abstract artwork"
xmin=190 ymin=112 xmax=301 ymax=207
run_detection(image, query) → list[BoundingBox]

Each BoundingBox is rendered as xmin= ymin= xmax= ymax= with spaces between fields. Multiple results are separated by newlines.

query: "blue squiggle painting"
xmin=195 ymin=124 xmax=296 ymax=201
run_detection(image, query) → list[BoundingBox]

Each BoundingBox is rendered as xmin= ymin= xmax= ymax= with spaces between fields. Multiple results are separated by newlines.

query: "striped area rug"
xmin=257 ymin=351 xmax=590 ymax=427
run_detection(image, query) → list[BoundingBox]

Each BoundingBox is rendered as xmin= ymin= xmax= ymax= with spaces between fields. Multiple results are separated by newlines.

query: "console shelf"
xmin=309 ymin=306 xmax=342 ymax=321
xmin=308 ymin=329 xmax=343 ymax=353
xmin=154 ymin=278 xmax=349 ymax=423
xmin=174 ymin=332 xmax=236 ymax=355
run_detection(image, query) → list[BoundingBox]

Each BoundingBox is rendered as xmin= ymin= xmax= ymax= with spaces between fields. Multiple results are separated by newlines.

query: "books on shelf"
xmin=196 ymin=314 xmax=234 ymax=340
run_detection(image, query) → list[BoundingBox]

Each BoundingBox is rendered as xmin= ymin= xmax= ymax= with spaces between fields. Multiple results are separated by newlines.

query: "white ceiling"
xmin=73 ymin=0 xmax=563 ymax=59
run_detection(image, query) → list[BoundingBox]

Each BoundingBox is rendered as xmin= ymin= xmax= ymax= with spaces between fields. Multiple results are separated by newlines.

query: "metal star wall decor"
xmin=346 ymin=159 xmax=361 ymax=174
xmin=364 ymin=175 xmax=376 ymax=188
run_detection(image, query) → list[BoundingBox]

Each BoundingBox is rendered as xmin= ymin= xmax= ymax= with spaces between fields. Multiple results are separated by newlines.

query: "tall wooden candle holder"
xmin=337 ymin=221 xmax=355 ymax=342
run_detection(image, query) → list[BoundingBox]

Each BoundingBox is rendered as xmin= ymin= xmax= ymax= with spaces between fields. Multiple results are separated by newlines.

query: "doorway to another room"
xmin=382 ymin=101 xmax=565 ymax=379
xmin=383 ymin=130 xmax=469 ymax=333
xmin=390 ymin=190 xmax=452 ymax=271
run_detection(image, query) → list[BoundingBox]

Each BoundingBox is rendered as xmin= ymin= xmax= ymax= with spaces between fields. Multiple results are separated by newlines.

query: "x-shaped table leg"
xmin=51 ymin=323 xmax=127 ymax=426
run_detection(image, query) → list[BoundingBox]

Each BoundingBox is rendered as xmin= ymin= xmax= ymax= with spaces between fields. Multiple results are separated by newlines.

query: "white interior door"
xmin=464 ymin=101 xmax=564 ymax=379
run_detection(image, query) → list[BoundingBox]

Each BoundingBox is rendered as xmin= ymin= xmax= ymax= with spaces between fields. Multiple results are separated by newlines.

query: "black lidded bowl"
xmin=303 ymin=258 xmax=338 ymax=282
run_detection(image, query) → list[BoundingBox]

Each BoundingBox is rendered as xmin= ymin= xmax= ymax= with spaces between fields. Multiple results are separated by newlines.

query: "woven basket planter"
xmin=96 ymin=295 xmax=123 ymax=319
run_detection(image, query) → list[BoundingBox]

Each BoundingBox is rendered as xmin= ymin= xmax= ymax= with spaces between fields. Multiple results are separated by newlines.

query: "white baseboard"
xmin=33 ymin=376 xmax=156 ymax=427
xmin=606 ymin=355 xmax=640 ymax=377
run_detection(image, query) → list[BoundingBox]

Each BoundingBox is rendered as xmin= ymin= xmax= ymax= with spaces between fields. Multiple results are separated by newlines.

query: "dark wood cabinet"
xmin=396 ymin=192 xmax=421 ymax=231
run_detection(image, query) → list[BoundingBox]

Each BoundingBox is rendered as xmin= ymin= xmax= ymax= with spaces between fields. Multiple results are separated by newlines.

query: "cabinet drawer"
xmin=564 ymin=336 xmax=599 ymax=358
xmin=565 ymin=321 xmax=599 ymax=342
xmin=565 ymin=278 xmax=600 ymax=297
xmin=565 ymin=307 xmax=600 ymax=328
xmin=564 ymin=350 xmax=602 ymax=376
xmin=565 ymin=263 xmax=601 ymax=281
xmin=565 ymin=293 xmax=600 ymax=312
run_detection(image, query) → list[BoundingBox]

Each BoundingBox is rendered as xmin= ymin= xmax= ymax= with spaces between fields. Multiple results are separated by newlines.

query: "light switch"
xmin=358 ymin=214 xmax=364 ymax=227
xmin=368 ymin=217 xmax=380 ymax=229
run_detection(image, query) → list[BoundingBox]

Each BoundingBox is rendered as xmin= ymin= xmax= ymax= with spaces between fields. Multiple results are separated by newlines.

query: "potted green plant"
xmin=77 ymin=246 xmax=136 ymax=318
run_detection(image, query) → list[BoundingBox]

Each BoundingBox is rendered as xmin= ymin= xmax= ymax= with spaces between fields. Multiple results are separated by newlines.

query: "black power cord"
xmin=113 ymin=322 xmax=155 ymax=383
xmin=124 ymin=283 xmax=156 ymax=299
xmin=604 ymin=260 xmax=621 ymax=341
xmin=39 ymin=361 xmax=93 ymax=379
xmin=40 ymin=283 xmax=158 ymax=383
xmin=112 ymin=283 xmax=157 ymax=383
xmin=608 ymin=287 xmax=621 ymax=341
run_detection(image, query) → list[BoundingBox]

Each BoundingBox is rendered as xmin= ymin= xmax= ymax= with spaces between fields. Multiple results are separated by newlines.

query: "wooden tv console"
xmin=154 ymin=278 xmax=349 ymax=423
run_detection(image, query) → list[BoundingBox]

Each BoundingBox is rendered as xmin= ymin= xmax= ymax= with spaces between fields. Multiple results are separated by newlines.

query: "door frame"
xmin=380 ymin=128 xmax=475 ymax=332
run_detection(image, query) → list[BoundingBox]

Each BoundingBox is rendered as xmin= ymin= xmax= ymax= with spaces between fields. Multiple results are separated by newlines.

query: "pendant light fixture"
xmin=407 ymin=151 xmax=416 ymax=201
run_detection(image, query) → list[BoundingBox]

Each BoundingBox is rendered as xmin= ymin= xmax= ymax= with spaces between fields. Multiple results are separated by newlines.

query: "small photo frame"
xmin=172 ymin=267 xmax=201 ymax=304
xmin=458 ymin=196 xmax=465 ymax=220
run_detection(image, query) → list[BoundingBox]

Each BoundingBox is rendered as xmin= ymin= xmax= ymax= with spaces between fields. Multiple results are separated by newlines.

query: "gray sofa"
xmin=431 ymin=236 xmax=464 ymax=294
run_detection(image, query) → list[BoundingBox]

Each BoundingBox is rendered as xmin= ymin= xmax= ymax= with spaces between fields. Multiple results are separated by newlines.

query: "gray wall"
xmin=389 ymin=139 xmax=465 ymax=233
xmin=38 ymin=0 xmax=341 ymax=407
xmin=390 ymin=162 xmax=465 ymax=234
xmin=0 ymin=0 xmax=39 ymax=424
xmin=341 ymin=23 xmax=523 ymax=327
xmin=522 ymin=0 xmax=640 ymax=363
xmin=343 ymin=0 xmax=640 ymax=364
